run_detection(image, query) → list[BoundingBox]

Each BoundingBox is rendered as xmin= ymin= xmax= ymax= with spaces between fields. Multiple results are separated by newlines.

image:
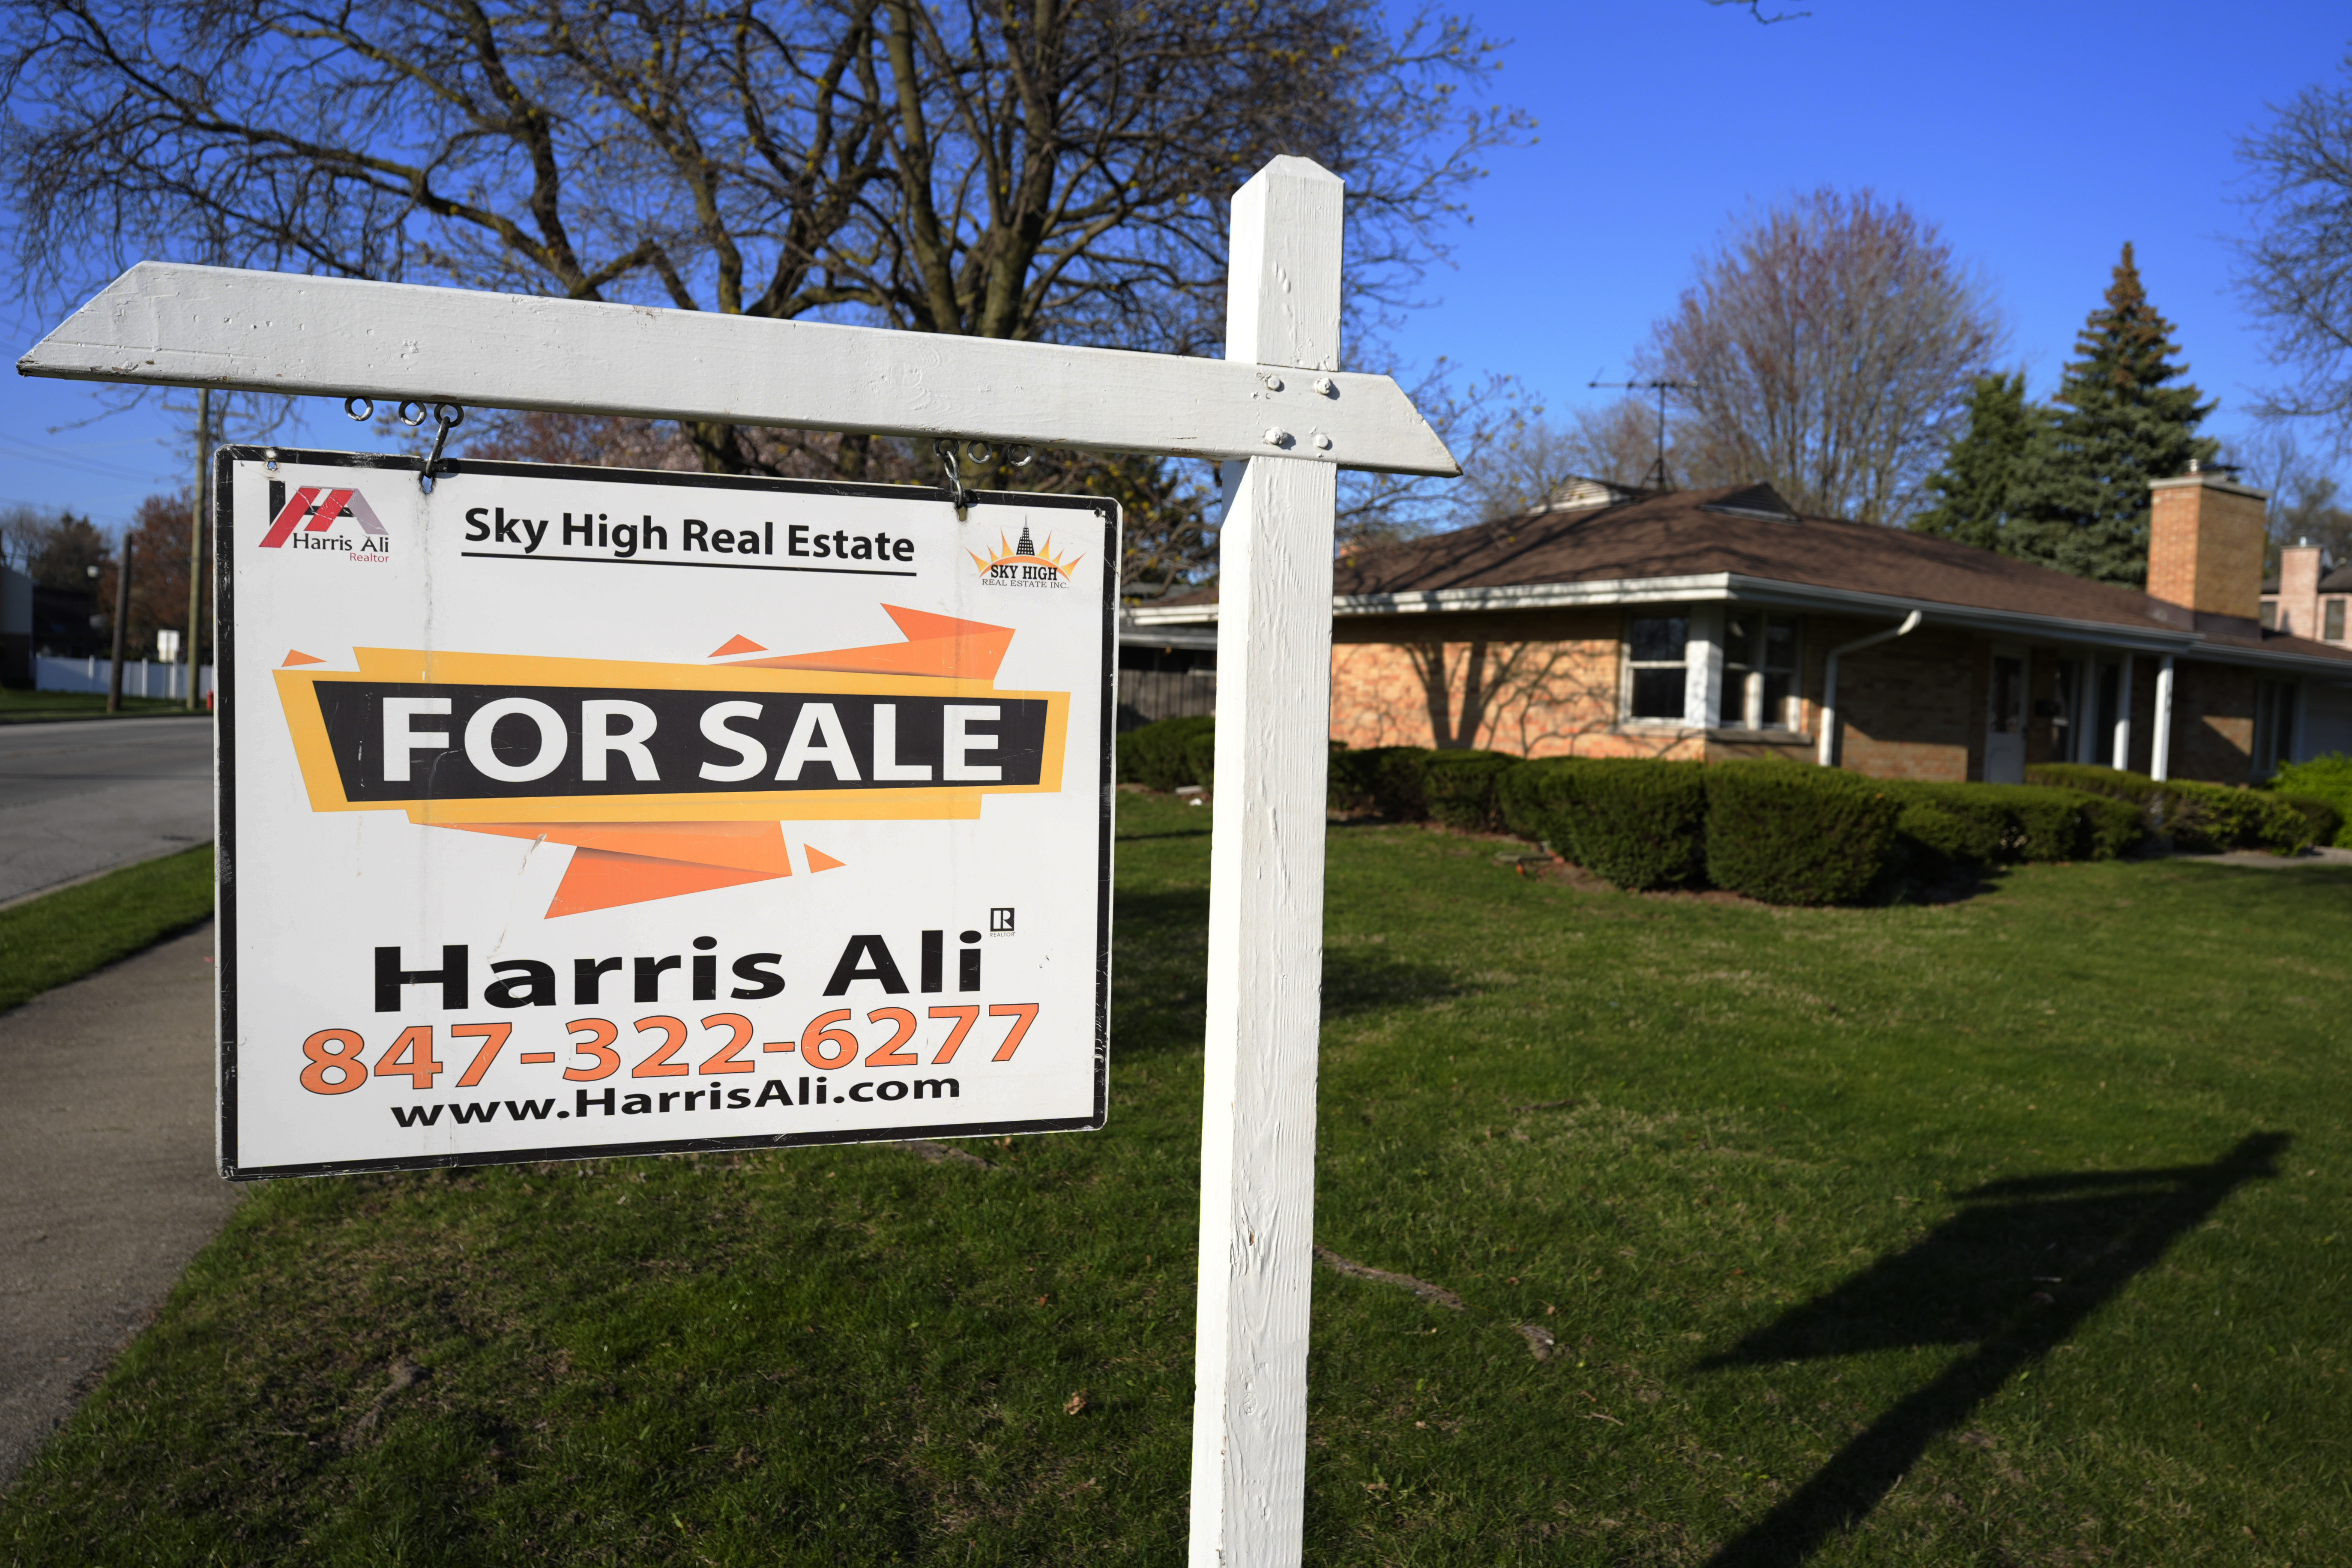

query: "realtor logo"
xmin=970 ymin=524 xmax=1078 ymax=587
xmin=260 ymin=483 xmax=391 ymax=555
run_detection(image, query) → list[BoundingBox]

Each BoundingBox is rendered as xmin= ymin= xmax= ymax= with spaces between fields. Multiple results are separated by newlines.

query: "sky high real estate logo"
xmin=971 ymin=525 xmax=1079 ymax=588
xmin=259 ymin=481 xmax=390 ymax=558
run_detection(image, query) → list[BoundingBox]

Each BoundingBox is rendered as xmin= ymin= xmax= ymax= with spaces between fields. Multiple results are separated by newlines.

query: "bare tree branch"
xmin=2 ymin=0 xmax=1525 ymax=479
xmin=2233 ymin=50 xmax=2352 ymax=454
xmin=1703 ymin=0 xmax=1811 ymax=22
xmin=1640 ymin=188 xmax=2004 ymax=524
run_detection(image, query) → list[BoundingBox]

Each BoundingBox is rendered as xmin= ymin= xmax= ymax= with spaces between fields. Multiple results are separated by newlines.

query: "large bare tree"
xmin=2 ymin=0 xmax=1516 ymax=501
xmin=2234 ymin=50 xmax=2352 ymax=453
xmin=1639 ymin=188 xmax=2004 ymax=524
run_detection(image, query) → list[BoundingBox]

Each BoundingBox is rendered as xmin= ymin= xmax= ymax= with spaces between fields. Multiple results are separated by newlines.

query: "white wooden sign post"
xmin=19 ymin=155 xmax=1454 ymax=1567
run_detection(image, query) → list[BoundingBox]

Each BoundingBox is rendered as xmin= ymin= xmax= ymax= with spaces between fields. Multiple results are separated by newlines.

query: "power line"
xmin=0 ymin=429 xmax=176 ymax=484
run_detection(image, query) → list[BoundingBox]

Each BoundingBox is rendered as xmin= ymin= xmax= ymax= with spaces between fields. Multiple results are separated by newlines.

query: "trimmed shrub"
xmin=1502 ymin=758 xmax=1709 ymax=890
xmin=1364 ymin=747 xmax=1430 ymax=823
xmin=1325 ymin=745 xmax=1436 ymax=818
xmin=1117 ymin=715 xmax=1214 ymax=792
xmin=2026 ymin=762 xmax=2310 ymax=853
xmin=1182 ymin=727 xmax=1218 ymax=793
xmin=2274 ymin=793 xmax=2344 ymax=850
xmin=1494 ymin=758 xmax=1554 ymax=842
xmin=2270 ymin=754 xmax=2352 ymax=847
xmin=1891 ymin=797 xmax=2001 ymax=874
xmin=2024 ymin=761 xmax=2152 ymax=802
xmin=1706 ymin=762 xmax=1900 ymax=905
xmin=1885 ymin=781 xmax=2143 ymax=868
xmin=1419 ymin=750 xmax=1521 ymax=832
xmin=2075 ymin=793 xmax=2145 ymax=860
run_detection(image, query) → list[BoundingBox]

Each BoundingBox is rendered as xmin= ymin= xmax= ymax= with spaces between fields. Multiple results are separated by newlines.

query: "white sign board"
xmin=217 ymin=449 xmax=1115 ymax=1178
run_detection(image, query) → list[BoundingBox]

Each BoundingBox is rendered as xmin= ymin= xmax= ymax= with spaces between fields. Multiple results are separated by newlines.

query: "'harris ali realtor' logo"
xmin=970 ymin=524 xmax=1078 ymax=588
xmin=259 ymin=482 xmax=390 ymax=559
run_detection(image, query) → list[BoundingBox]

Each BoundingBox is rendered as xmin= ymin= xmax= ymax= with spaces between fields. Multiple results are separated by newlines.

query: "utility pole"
xmin=186 ymin=387 xmax=209 ymax=710
xmin=105 ymin=536 xmax=133 ymax=714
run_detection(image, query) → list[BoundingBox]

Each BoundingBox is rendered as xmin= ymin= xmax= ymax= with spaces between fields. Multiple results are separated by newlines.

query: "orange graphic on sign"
xmin=272 ymin=607 xmax=1061 ymax=918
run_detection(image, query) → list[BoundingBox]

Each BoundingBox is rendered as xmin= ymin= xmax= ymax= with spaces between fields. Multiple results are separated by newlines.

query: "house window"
xmin=2261 ymin=600 xmax=2279 ymax=630
xmin=2328 ymin=599 xmax=2345 ymax=642
xmin=1721 ymin=612 xmax=1801 ymax=729
xmin=1625 ymin=613 xmax=1689 ymax=721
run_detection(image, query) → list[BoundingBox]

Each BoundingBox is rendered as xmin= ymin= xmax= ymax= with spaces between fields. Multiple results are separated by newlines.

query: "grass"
xmin=3 ymin=798 xmax=2348 ymax=1565
xmin=0 ymin=844 xmax=215 ymax=1012
xmin=0 ymin=688 xmax=204 ymax=724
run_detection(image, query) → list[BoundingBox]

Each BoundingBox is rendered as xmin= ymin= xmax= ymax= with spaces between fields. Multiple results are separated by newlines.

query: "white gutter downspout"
xmin=2152 ymin=653 xmax=2176 ymax=782
xmin=1816 ymin=611 xmax=1924 ymax=768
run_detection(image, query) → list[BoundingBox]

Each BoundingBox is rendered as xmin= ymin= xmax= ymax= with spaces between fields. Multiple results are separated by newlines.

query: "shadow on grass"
xmin=1321 ymin=947 xmax=1467 ymax=1020
xmin=1109 ymin=888 xmax=1467 ymax=1054
xmin=1696 ymin=1131 xmax=2289 ymax=1568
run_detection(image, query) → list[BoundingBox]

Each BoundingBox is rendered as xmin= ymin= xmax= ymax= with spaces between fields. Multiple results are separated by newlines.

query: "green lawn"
xmin=4 ymin=798 xmax=2347 ymax=1565
xmin=0 ymin=688 xmax=203 ymax=724
xmin=0 ymin=844 xmax=215 ymax=1013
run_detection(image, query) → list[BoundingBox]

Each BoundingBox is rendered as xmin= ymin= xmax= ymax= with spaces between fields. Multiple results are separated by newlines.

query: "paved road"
xmin=0 ymin=922 xmax=236 ymax=1488
xmin=0 ymin=718 xmax=213 ymax=904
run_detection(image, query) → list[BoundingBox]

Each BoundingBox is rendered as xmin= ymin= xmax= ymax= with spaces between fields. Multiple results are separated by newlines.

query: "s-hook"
xmin=931 ymin=437 xmax=1037 ymax=521
xmin=344 ymin=396 xmax=467 ymax=492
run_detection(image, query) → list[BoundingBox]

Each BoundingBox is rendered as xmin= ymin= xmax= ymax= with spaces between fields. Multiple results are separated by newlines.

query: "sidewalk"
xmin=0 ymin=922 xmax=237 ymax=1489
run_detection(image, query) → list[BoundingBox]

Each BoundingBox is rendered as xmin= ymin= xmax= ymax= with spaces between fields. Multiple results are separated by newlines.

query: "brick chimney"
xmin=2146 ymin=464 xmax=2268 ymax=632
xmin=2274 ymin=539 xmax=2324 ymax=637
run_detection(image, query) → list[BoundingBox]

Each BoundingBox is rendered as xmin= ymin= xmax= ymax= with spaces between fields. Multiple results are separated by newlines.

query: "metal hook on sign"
xmin=344 ymin=396 xmax=374 ymax=423
xmin=934 ymin=437 xmax=973 ymax=521
xmin=419 ymin=403 xmax=465 ymax=494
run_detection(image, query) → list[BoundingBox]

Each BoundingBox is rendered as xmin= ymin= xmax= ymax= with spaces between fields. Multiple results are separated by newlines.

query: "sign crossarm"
xmin=18 ymin=261 xmax=1459 ymax=478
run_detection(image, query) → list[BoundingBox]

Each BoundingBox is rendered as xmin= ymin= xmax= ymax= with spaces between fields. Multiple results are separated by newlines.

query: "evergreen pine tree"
xmin=1908 ymin=372 xmax=2038 ymax=549
xmin=2006 ymin=244 xmax=2218 ymax=587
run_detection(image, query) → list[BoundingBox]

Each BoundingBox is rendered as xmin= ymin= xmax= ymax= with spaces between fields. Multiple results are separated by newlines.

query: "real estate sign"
xmin=217 ymin=450 xmax=1115 ymax=1178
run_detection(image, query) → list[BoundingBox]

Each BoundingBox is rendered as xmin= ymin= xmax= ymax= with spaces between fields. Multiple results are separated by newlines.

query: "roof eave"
xmin=1130 ymin=571 xmax=2352 ymax=676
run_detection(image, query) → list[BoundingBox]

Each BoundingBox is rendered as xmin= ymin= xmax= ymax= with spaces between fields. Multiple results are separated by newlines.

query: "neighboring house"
xmin=1131 ymin=467 xmax=2352 ymax=785
xmin=1113 ymin=616 xmax=1217 ymax=730
xmin=2262 ymin=547 xmax=2352 ymax=646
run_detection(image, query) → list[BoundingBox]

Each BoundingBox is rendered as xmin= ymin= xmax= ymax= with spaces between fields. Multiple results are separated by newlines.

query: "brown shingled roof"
xmin=1157 ymin=484 xmax=2352 ymax=664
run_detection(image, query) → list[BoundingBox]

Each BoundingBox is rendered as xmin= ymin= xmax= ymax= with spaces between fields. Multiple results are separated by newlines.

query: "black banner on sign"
xmin=312 ymin=682 xmax=1050 ymax=801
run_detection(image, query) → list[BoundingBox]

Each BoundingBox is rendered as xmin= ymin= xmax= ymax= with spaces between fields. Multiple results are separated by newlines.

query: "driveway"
xmin=0 ymin=718 xmax=213 ymax=904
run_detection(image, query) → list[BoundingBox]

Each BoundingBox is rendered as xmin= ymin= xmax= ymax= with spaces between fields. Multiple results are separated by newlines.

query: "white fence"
xmin=36 ymin=655 xmax=215 ymax=701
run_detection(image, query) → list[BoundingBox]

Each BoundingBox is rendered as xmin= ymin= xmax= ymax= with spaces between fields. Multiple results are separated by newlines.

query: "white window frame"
xmin=1621 ymin=607 xmax=1698 ymax=727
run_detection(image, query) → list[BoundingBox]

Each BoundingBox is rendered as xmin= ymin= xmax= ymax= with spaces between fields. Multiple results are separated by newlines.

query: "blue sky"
xmin=3 ymin=0 xmax=2347 ymax=527
xmin=1382 ymin=0 xmax=2352 ymax=473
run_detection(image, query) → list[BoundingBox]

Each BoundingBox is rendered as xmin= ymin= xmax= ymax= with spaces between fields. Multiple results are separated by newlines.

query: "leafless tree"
xmin=1639 ymin=188 xmax=2004 ymax=524
xmin=1445 ymin=396 xmax=1676 ymax=524
xmin=2234 ymin=51 xmax=2352 ymax=455
xmin=0 ymin=504 xmax=48 ymax=571
xmin=3 ymin=0 xmax=1519 ymax=482
xmin=2225 ymin=425 xmax=2352 ymax=571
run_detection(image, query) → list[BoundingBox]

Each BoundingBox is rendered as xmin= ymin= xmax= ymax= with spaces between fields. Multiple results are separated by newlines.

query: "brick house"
xmin=1131 ymin=467 xmax=2352 ymax=784
xmin=2262 ymin=545 xmax=2352 ymax=646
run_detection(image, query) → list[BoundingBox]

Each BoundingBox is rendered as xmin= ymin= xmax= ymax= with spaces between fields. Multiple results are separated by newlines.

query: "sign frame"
xmin=211 ymin=446 xmax=1120 ymax=1180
